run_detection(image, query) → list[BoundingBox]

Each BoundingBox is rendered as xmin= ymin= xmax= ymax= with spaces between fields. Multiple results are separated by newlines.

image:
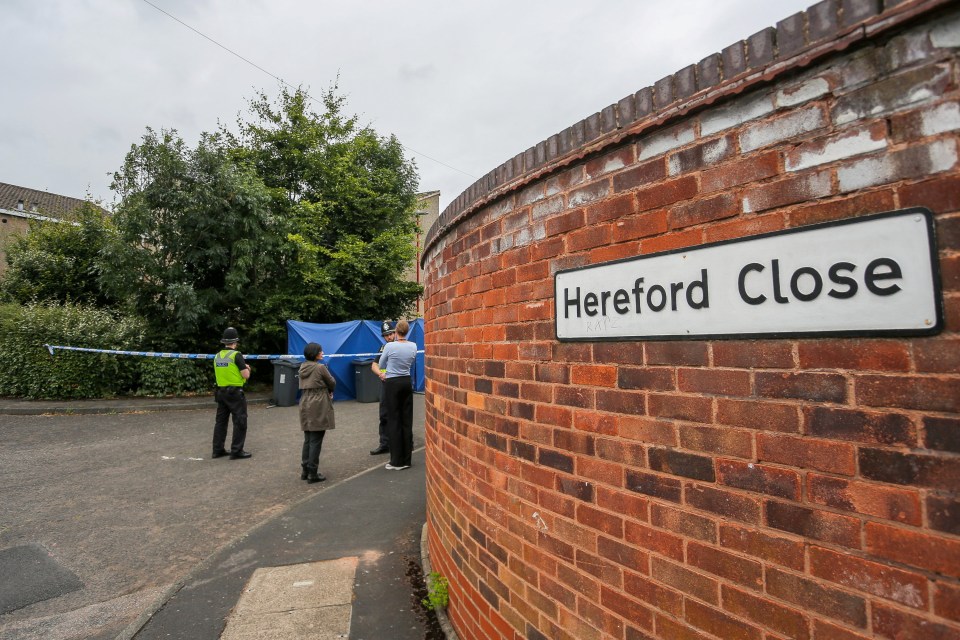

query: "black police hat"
xmin=221 ymin=327 xmax=240 ymax=343
xmin=381 ymin=321 xmax=397 ymax=336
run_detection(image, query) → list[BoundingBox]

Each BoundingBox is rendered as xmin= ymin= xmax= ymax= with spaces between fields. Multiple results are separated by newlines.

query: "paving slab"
xmin=221 ymin=557 xmax=357 ymax=640
xmin=222 ymin=605 xmax=352 ymax=640
xmin=234 ymin=557 xmax=358 ymax=615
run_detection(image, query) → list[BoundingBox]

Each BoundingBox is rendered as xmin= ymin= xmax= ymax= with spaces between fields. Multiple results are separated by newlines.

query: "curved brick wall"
xmin=422 ymin=1 xmax=960 ymax=638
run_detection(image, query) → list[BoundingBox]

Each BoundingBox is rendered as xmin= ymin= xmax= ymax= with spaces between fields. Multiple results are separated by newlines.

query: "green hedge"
xmin=132 ymin=357 xmax=212 ymax=397
xmin=0 ymin=302 xmax=213 ymax=399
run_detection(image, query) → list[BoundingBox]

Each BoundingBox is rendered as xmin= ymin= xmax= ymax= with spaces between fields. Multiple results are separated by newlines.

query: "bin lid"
xmin=272 ymin=359 xmax=301 ymax=368
xmin=352 ymin=359 xmax=375 ymax=365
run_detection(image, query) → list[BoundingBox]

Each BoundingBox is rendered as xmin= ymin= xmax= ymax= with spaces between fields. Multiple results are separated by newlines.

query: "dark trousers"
xmin=213 ymin=386 xmax=247 ymax=454
xmin=383 ymin=375 xmax=413 ymax=467
xmin=377 ymin=392 xmax=389 ymax=448
xmin=301 ymin=430 xmax=326 ymax=472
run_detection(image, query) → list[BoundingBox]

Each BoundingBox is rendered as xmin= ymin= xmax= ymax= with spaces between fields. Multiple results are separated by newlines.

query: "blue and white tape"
xmin=43 ymin=344 xmax=422 ymax=360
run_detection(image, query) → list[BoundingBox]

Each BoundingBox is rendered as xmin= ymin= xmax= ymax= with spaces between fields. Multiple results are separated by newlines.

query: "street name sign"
xmin=554 ymin=208 xmax=942 ymax=341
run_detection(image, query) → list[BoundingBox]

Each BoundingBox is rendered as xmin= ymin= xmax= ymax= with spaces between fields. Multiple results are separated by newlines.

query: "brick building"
xmin=421 ymin=1 xmax=960 ymax=639
xmin=0 ymin=182 xmax=99 ymax=275
xmin=408 ymin=190 xmax=441 ymax=316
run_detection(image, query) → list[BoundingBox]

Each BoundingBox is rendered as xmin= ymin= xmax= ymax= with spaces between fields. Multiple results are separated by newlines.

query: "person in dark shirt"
xmin=377 ymin=319 xmax=417 ymax=470
xmin=369 ymin=321 xmax=396 ymax=455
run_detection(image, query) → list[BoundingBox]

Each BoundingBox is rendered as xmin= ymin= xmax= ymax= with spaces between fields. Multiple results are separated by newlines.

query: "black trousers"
xmin=383 ymin=375 xmax=413 ymax=467
xmin=301 ymin=430 xmax=326 ymax=472
xmin=213 ymin=386 xmax=247 ymax=454
xmin=377 ymin=390 xmax=389 ymax=448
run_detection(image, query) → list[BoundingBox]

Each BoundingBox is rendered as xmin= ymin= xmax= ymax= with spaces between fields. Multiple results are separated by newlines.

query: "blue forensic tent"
xmin=286 ymin=319 xmax=425 ymax=401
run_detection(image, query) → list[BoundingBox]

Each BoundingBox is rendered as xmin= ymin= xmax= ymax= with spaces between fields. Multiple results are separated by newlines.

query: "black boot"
xmin=306 ymin=471 xmax=326 ymax=484
xmin=301 ymin=466 xmax=308 ymax=480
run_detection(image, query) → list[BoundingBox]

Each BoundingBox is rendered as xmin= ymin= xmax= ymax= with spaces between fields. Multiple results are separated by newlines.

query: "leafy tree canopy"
xmin=103 ymin=128 xmax=276 ymax=350
xmin=228 ymin=87 xmax=422 ymax=348
xmin=101 ymin=85 xmax=422 ymax=353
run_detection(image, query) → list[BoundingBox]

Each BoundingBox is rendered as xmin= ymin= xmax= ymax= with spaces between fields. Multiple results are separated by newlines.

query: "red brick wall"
xmin=422 ymin=1 xmax=960 ymax=638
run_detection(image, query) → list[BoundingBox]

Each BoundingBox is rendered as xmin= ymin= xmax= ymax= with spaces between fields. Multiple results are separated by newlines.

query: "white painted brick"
xmin=887 ymin=31 xmax=935 ymax=69
xmin=742 ymin=172 xmax=831 ymax=213
xmin=514 ymin=227 xmax=533 ymax=247
xmin=638 ymin=125 xmax=695 ymax=161
xmin=923 ymin=138 xmax=956 ymax=170
xmin=833 ymin=65 xmax=951 ymax=125
xmin=546 ymin=169 xmax=585 ymax=197
xmin=786 ymin=127 xmax=887 ymax=172
xmin=837 ymin=139 xmax=958 ymax=191
xmin=838 ymin=156 xmax=890 ymax=192
xmin=668 ymin=137 xmax=730 ymax=176
xmin=834 ymin=104 xmax=873 ymax=127
xmin=513 ymin=223 xmax=546 ymax=247
xmin=833 ymin=49 xmax=879 ymax=94
xmin=776 ymin=77 xmax=830 ymax=108
xmin=740 ymin=107 xmax=825 ymax=152
xmin=518 ymin=185 xmax=545 ymax=206
xmin=700 ymin=92 xmax=775 ymax=136
xmin=921 ymin=102 xmax=960 ymax=136
xmin=486 ymin=197 xmax=516 ymax=218
xmin=531 ymin=196 xmax=563 ymax=220
xmin=931 ymin=11 xmax=960 ymax=48
xmin=703 ymin=137 xmax=730 ymax=165
xmin=567 ymin=183 xmax=608 ymax=208
xmin=599 ymin=155 xmax=627 ymax=175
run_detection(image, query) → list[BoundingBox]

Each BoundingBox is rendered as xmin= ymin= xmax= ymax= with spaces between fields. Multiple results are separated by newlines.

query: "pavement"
xmin=0 ymin=392 xmax=453 ymax=640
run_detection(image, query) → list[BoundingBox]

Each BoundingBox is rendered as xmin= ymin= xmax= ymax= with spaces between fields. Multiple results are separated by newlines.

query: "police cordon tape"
xmin=43 ymin=344 xmax=424 ymax=361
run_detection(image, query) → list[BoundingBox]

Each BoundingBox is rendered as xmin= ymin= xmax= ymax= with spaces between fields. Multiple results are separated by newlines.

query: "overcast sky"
xmin=2 ymin=0 xmax=815 ymax=212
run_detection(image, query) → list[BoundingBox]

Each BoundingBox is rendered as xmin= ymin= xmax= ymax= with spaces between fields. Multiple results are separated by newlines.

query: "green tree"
xmin=230 ymin=86 xmax=422 ymax=347
xmin=0 ymin=201 xmax=114 ymax=307
xmin=102 ymin=128 xmax=275 ymax=350
xmin=100 ymin=85 xmax=421 ymax=355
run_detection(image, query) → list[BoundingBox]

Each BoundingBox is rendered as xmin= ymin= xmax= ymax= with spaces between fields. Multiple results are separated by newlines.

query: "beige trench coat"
xmin=298 ymin=360 xmax=336 ymax=431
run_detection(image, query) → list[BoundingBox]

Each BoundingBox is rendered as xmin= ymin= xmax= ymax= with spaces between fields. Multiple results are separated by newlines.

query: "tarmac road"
xmin=0 ymin=395 xmax=428 ymax=640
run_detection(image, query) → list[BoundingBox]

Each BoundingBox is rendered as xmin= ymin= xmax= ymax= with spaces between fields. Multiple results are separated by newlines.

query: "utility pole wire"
xmin=139 ymin=0 xmax=477 ymax=180
xmin=141 ymin=0 xmax=283 ymax=87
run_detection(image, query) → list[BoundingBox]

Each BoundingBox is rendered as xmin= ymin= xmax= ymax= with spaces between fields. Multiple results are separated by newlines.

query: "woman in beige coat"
xmin=299 ymin=342 xmax=336 ymax=483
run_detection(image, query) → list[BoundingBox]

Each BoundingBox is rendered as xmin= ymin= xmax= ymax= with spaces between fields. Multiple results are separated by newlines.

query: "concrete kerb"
xmin=0 ymin=393 xmax=272 ymax=416
xmin=420 ymin=523 xmax=459 ymax=640
xmin=114 ymin=444 xmax=428 ymax=640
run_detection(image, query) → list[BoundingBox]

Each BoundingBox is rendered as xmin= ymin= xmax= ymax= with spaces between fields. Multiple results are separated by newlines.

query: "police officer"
xmin=212 ymin=327 xmax=252 ymax=459
xmin=369 ymin=321 xmax=395 ymax=455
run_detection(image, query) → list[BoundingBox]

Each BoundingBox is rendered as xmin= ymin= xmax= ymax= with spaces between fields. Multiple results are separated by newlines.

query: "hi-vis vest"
xmin=214 ymin=350 xmax=245 ymax=387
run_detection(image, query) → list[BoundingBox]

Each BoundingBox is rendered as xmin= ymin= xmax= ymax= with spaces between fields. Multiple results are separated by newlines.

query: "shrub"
xmin=0 ymin=302 xmax=144 ymax=399
xmin=132 ymin=357 xmax=213 ymax=397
